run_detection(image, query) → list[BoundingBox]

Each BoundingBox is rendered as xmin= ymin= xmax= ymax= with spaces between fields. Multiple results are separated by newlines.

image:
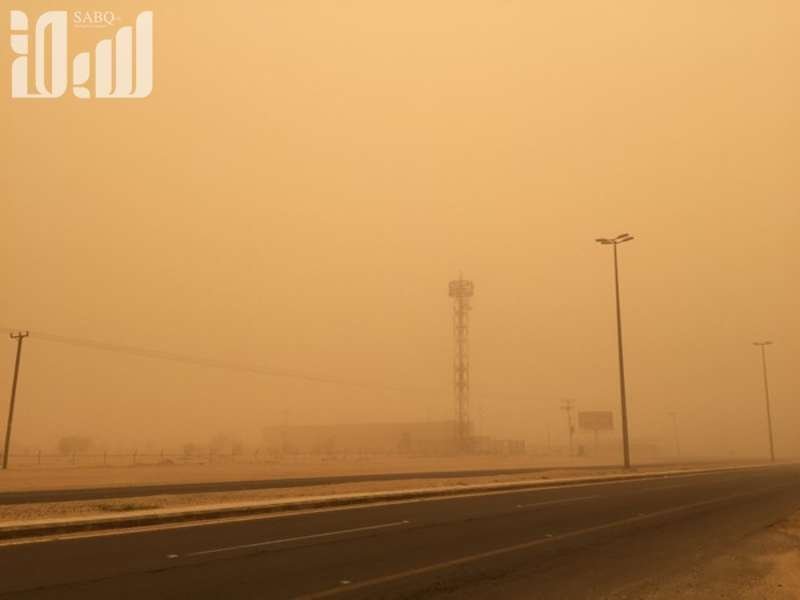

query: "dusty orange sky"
xmin=2 ymin=1 xmax=798 ymax=458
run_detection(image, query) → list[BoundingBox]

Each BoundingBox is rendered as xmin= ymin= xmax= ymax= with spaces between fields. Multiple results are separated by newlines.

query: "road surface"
xmin=0 ymin=464 xmax=798 ymax=599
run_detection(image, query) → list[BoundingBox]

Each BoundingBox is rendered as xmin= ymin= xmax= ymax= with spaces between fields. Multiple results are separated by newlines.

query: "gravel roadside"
xmin=613 ymin=510 xmax=800 ymax=600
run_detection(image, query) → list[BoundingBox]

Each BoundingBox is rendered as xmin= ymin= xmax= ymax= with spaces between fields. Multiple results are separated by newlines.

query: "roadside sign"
xmin=578 ymin=411 xmax=613 ymax=431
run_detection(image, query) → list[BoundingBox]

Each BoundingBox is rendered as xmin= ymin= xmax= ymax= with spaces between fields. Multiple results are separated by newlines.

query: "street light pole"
xmin=595 ymin=233 xmax=634 ymax=469
xmin=3 ymin=331 xmax=29 ymax=470
xmin=560 ymin=399 xmax=575 ymax=457
xmin=753 ymin=341 xmax=775 ymax=462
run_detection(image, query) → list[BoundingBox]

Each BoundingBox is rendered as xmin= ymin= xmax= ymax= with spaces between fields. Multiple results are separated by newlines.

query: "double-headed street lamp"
xmin=595 ymin=233 xmax=634 ymax=468
xmin=753 ymin=341 xmax=775 ymax=462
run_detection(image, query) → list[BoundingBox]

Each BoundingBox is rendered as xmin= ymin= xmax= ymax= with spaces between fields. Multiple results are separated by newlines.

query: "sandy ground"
xmin=612 ymin=511 xmax=800 ymax=600
xmin=0 ymin=464 xmax=706 ymax=524
xmin=0 ymin=455 xmax=697 ymax=492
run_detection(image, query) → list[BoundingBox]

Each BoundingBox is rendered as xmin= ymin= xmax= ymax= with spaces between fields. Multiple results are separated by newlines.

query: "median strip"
xmin=0 ymin=463 xmax=777 ymax=542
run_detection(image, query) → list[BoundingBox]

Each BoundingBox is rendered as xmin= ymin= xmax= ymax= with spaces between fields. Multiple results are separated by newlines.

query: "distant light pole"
xmin=668 ymin=411 xmax=681 ymax=458
xmin=3 ymin=331 xmax=29 ymax=470
xmin=595 ymin=233 xmax=634 ymax=468
xmin=560 ymin=399 xmax=576 ymax=457
xmin=753 ymin=341 xmax=775 ymax=462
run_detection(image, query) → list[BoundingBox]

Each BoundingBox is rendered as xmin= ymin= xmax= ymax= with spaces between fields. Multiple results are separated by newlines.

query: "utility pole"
xmin=668 ymin=412 xmax=680 ymax=458
xmin=595 ymin=233 xmax=634 ymax=468
xmin=560 ymin=399 xmax=575 ymax=457
xmin=753 ymin=341 xmax=775 ymax=462
xmin=281 ymin=408 xmax=289 ymax=455
xmin=3 ymin=331 xmax=29 ymax=470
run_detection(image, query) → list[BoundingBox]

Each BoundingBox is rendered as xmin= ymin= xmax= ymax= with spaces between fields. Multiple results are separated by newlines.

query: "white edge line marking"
xmin=296 ymin=483 xmax=798 ymax=600
xmin=516 ymin=494 xmax=599 ymax=509
xmin=174 ymin=520 xmax=411 ymax=558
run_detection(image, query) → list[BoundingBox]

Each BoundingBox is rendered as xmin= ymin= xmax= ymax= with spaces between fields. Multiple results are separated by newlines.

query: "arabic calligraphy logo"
xmin=10 ymin=10 xmax=153 ymax=99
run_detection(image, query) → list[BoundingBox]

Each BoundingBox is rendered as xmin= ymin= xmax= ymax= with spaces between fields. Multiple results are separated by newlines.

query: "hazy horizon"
xmin=3 ymin=0 xmax=798 ymax=460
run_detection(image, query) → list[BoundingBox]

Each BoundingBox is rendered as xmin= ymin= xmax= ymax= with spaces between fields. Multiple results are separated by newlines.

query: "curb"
xmin=0 ymin=463 xmax=777 ymax=541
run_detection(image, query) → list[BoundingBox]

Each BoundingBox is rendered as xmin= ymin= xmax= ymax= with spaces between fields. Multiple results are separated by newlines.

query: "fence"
xmin=0 ymin=448 xmax=476 ymax=469
xmin=0 ymin=449 xmax=276 ymax=468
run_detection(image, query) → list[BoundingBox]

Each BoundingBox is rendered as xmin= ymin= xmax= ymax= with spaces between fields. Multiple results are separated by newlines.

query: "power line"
xmin=0 ymin=327 xmax=441 ymax=396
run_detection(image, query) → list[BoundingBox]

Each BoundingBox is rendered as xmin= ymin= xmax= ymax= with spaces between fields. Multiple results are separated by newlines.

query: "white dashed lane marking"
xmin=515 ymin=495 xmax=599 ymax=509
xmin=167 ymin=520 xmax=411 ymax=559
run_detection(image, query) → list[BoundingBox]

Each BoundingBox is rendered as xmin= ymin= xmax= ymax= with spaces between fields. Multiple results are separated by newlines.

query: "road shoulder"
xmin=615 ymin=510 xmax=800 ymax=600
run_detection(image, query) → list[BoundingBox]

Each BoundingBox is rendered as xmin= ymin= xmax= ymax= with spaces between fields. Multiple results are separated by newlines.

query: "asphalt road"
xmin=0 ymin=461 xmax=710 ymax=505
xmin=1 ymin=464 xmax=798 ymax=599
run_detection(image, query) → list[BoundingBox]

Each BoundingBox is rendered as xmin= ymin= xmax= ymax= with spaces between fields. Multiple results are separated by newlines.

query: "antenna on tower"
xmin=448 ymin=274 xmax=474 ymax=452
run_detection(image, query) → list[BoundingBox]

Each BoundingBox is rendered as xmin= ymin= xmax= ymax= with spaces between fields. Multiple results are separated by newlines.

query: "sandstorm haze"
xmin=2 ymin=1 xmax=798 ymax=460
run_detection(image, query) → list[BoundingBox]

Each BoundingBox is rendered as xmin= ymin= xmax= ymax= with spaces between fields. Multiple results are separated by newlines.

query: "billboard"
xmin=578 ymin=411 xmax=613 ymax=431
